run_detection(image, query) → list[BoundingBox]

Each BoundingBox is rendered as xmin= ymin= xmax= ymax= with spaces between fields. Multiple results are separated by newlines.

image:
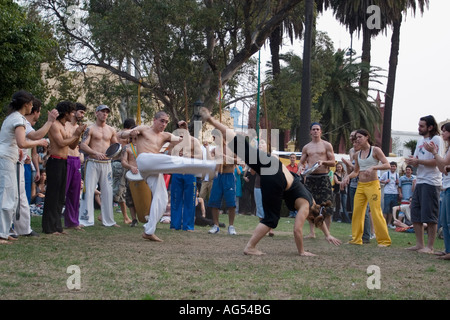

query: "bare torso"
xmin=81 ymin=123 xmax=118 ymax=159
xmin=48 ymin=120 xmax=72 ymax=158
xmin=300 ymin=139 xmax=334 ymax=174
xmin=122 ymin=143 xmax=139 ymax=174
xmin=66 ymin=121 xmax=80 ymax=157
xmin=132 ymin=126 xmax=171 ymax=155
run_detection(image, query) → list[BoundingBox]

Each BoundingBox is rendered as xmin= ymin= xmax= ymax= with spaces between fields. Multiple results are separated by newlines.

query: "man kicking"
xmin=200 ymin=107 xmax=341 ymax=256
xmin=121 ymin=111 xmax=216 ymax=242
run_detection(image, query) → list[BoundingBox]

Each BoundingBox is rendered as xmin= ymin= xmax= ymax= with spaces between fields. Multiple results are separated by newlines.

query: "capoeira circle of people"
xmin=121 ymin=107 xmax=342 ymax=256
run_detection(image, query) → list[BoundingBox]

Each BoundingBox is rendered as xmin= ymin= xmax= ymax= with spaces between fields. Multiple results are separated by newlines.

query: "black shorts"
xmin=410 ymin=183 xmax=440 ymax=224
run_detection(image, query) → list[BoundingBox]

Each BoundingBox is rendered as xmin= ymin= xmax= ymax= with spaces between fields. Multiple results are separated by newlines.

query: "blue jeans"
xmin=440 ymin=188 xmax=450 ymax=254
xmin=170 ymin=174 xmax=196 ymax=231
xmin=254 ymin=188 xmax=264 ymax=219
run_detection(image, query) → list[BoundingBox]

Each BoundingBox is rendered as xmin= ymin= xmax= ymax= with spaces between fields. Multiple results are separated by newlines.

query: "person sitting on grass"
xmin=200 ymin=107 xmax=341 ymax=257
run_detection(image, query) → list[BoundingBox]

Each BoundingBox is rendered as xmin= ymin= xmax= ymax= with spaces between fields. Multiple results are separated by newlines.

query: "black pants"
xmin=42 ymin=157 xmax=67 ymax=234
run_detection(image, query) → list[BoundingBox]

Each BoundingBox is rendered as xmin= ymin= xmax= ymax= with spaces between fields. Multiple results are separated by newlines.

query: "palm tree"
xmin=326 ymin=0 xmax=388 ymax=97
xmin=298 ymin=0 xmax=314 ymax=149
xmin=268 ymin=1 xmax=305 ymax=150
xmin=269 ymin=2 xmax=305 ymax=77
xmin=381 ymin=0 xmax=429 ymax=155
xmin=316 ymin=50 xmax=383 ymax=152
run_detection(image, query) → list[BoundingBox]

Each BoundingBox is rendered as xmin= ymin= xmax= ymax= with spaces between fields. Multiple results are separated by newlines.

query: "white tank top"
xmin=358 ymin=146 xmax=379 ymax=171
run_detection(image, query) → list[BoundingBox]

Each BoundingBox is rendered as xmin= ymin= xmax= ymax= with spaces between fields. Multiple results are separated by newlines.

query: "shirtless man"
xmin=79 ymin=105 xmax=119 ymax=228
xmin=64 ymin=103 xmax=86 ymax=230
xmin=42 ymin=101 xmax=86 ymax=234
xmin=298 ymin=123 xmax=336 ymax=237
xmin=121 ymin=111 xmax=216 ymax=242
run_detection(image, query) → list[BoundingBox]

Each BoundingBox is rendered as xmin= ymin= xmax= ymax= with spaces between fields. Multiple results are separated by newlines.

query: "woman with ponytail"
xmin=0 ymin=91 xmax=48 ymax=244
xmin=342 ymin=129 xmax=392 ymax=247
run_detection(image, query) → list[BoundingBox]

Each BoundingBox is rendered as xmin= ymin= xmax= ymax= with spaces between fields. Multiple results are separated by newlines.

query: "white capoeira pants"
xmin=136 ymin=153 xmax=216 ymax=235
xmin=79 ymin=159 xmax=116 ymax=227
xmin=13 ymin=162 xmax=32 ymax=235
xmin=0 ymin=159 xmax=18 ymax=239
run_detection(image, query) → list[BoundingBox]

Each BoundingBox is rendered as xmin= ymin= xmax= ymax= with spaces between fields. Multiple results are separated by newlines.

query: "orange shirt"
xmin=286 ymin=163 xmax=298 ymax=173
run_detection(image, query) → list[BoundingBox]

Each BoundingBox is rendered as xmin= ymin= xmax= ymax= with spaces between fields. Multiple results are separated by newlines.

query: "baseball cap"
xmin=96 ymin=105 xmax=110 ymax=112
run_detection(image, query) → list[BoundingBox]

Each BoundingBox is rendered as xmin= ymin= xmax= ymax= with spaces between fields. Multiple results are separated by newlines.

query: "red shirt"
xmin=287 ymin=163 xmax=298 ymax=173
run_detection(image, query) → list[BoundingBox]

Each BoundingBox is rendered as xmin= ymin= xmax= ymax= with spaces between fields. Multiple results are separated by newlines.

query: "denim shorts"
xmin=383 ymin=193 xmax=399 ymax=214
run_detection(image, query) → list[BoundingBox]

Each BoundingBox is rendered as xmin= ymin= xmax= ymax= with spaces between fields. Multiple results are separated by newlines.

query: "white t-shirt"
xmin=0 ymin=111 xmax=27 ymax=163
xmin=380 ymin=170 xmax=399 ymax=194
xmin=413 ymin=135 xmax=444 ymax=186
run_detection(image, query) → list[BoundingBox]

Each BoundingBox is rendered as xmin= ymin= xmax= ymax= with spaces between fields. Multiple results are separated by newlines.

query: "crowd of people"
xmin=0 ymin=90 xmax=449 ymax=260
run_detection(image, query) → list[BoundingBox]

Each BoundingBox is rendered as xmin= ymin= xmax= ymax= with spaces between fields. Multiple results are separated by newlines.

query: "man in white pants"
xmin=122 ymin=111 xmax=216 ymax=242
xmin=79 ymin=105 xmax=119 ymax=227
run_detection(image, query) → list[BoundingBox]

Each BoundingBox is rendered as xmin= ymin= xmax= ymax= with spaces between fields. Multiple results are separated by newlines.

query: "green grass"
xmin=0 ymin=209 xmax=448 ymax=300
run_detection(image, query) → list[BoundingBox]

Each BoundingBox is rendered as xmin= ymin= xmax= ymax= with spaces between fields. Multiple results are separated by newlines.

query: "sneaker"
xmin=208 ymin=225 xmax=220 ymax=234
xmin=228 ymin=225 xmax=237 ymax=235
xmin=130 ymin=219 xmax=138 ymax=227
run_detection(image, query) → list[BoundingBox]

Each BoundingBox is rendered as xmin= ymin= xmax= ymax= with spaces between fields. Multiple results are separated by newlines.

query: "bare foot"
xmin=123 ymin=218 xmax=132 ymax=224
xmin=51 ymin=231 xmax=67 ymax=235
xmin=405 ymin=245 xmax=423 ymax=251
xmin=299 ymin=251 xmax=317 ymax=257
xmin=377 ymin=244 xmax=390 ymax=248
xmin=112 ymin=224 xmax=120 ymax=228
xmin=0 ymin=239 xmax=12 ymax=245
xmin=418 ymin=247 xmax=434 ymax=254
xmin=243 ymin=246 xmax=266 ymax=256
xmin=142 ymin=233 xmax=163 ymax=242
xmin=437 ymin=253 xmax=450 ymax=260
xmin=303 ymin=233 xmax=316 ymax=239
xmin=67 ymin=226 xmax=84 ymax=231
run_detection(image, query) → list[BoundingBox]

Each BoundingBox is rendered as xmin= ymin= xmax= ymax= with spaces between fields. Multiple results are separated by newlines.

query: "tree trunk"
xmin=382 ymin=16 xmax=401 ymax=156
xmin=269 ymin=26 xmax=282 ymax=77
xmin=298 ymin=0 xmax=313 ymax=149
xmin=359 ymin=26 xmax=372 ymax=98
xmin=269 ymin=25 xmax=284 ymax=150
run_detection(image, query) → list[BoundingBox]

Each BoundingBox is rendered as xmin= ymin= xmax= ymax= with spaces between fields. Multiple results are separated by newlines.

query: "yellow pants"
xmin=350 ymin=180 xmax=391 ymax=246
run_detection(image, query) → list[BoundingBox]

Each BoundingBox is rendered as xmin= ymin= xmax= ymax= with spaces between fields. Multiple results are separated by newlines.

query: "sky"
xmin=259 ymin=0 xmax=450 ymax=133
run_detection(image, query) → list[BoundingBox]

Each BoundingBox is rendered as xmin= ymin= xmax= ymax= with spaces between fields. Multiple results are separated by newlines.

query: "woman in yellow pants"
xmin=343 ymin=129 xmax=392 ymax=247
